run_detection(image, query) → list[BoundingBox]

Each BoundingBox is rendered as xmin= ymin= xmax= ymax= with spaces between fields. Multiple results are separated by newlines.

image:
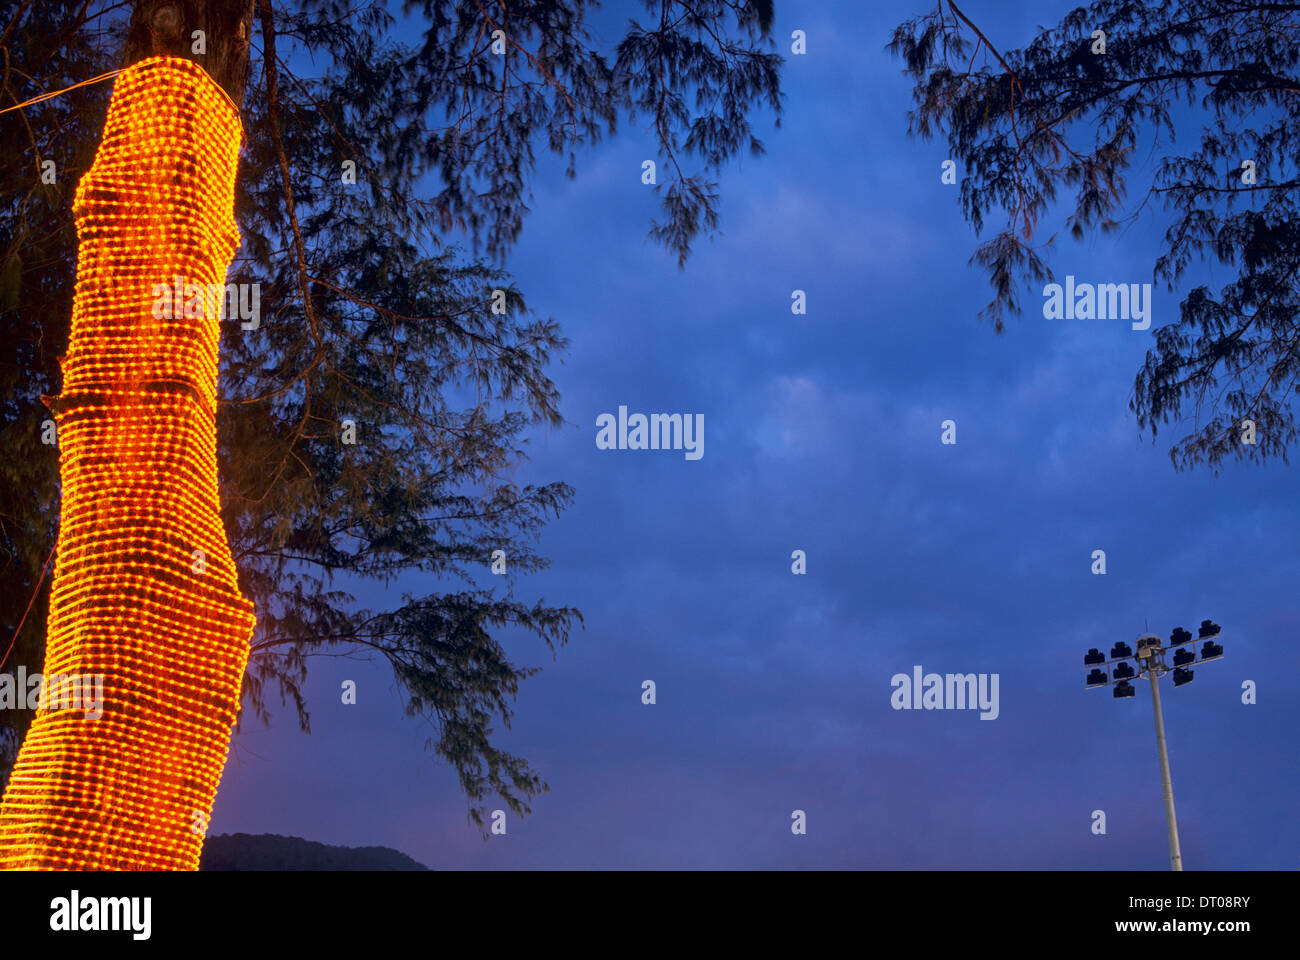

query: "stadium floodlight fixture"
xmin=1080 ymin=618 xmax=1227 ymax=871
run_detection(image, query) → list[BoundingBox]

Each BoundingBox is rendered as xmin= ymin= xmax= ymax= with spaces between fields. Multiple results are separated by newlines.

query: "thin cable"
xmin=0 ymin=69 xmax=121 ymax=115
xmin=0 ymin=539 xmax=56 ymax=672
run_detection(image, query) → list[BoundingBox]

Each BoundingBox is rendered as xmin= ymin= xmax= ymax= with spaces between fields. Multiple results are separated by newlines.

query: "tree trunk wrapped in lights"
xmin=0 ymin=55 xmax=254 ymax=870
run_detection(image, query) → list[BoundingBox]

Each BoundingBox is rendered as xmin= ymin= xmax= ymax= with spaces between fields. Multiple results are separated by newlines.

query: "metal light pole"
xmin=1142 ymin=642 xmax=1182 ymax=871
xmin=1082 ymin=620 xmax=1223 ymax=872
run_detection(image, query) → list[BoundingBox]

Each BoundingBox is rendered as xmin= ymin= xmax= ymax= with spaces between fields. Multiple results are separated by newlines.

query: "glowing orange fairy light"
xmin=0 ymin=56 xmax=255 ymax=870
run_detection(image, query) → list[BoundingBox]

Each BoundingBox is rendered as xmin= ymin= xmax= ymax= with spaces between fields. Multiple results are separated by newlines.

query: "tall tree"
xmin=890 ymin=0 xmax=1300 ymax=470
xmin=0 ymin=0 xmax=784 ymax=855
xmin=0 ymin=0 xmax=264 ymax=869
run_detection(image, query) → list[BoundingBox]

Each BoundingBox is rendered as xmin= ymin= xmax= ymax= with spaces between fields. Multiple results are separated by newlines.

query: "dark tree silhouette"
xmin=890 ymin=0 xmax=1300 ymax=472
xmin=0 ymin=0 xmax=784 ymax=827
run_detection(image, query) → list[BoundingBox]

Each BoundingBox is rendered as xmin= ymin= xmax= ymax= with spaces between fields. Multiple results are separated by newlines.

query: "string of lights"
xmin=0 ymin=56 xmax=255 ymax=871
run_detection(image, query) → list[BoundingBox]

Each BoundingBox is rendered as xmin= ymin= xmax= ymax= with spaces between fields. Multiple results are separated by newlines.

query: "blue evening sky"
xmin=212 ymin=0 xmax=1300 ymax=868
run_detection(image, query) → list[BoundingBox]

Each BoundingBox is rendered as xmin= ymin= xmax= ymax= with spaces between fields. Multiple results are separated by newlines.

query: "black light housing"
xmin=1113 ymin=680 xmax=1136 ymax=699
xmin=1172 ymin=667 xmax=1195 ymax=687
xmin=1200 ymin=641 xmax=1224 ymax=662
xmin=1110 ymin=641 xmax=1133 ymax=660
xmin=1086 ymin=668 xmax=1109 ymax=688
xmin=1113 ymin=662 xmax=1135 ymax=681
xmin=1170 ymin=627 xmax=1193 ymax=647
xmin=1173 ymin=648 xmax=1195 ymax=667
xmin=1084 ymin=648 xmax=1106 ymax=666
xmin=1198 ymin=619 xmax=1221 ymax=640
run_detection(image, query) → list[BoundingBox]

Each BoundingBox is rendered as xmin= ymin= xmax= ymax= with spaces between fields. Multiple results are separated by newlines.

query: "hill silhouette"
xmin=199 ymin=833 xmax=429 ymax=870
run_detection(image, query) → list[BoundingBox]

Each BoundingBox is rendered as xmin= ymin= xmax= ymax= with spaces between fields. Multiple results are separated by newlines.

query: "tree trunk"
xmin=124 ymin=0 xmax=255 ymax=105
xmin=0 ymin=0 xmax=255 ymax=870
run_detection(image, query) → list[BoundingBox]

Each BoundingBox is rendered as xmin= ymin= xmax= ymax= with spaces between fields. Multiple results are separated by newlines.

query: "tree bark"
xmin=0 ymin=0 xmax=255 ymax=870
xmin=124 ymin=0 xmax=255 ymax=105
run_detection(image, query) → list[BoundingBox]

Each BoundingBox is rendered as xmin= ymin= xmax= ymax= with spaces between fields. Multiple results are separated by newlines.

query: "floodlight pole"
xmin=1144 ymin=652 xmax=1183 ymax=871
xmin=1088 ymin=624 xmax=1219 ymax=870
